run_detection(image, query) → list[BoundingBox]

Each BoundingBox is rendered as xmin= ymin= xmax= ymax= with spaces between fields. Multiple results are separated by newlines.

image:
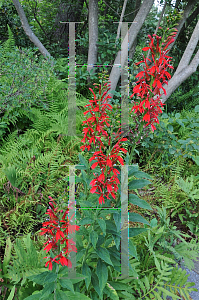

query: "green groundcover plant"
xmin=0 ymin=26 xmax=198 ymax=300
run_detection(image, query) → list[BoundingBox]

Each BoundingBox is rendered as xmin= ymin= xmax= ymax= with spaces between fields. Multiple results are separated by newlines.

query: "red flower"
xmin=130 ymin=31 xmax=176 ymax=131
xmin=80 ymin=83 xmax=129 ymax=204
xmin=40 ymin=200 xmax=80 ymax=271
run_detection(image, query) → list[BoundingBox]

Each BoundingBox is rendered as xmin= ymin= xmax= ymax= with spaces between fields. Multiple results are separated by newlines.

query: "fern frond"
xmin=6 ymin=233 xmax=46 ymax=285
xmin=1 ymin=24 xmax=15 ymax=53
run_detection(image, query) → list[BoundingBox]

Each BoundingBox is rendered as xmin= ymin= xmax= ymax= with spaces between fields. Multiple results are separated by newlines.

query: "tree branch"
xmin=12 ymin=0 xmax=53 ymax=63
xmin=108 ymin=0 xmax=155 ymax=100
xmin=160 ymin=19 xmax=199 ymax=103
xmin=115 ymin=0 xmax=128 ymax=45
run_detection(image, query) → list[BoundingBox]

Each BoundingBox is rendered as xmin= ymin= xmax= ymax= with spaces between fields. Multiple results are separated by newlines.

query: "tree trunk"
xmin=12 ymin=0 xmax=52 ymax=61
xmin=115 ymin=0 xmax=128 ymax=45
xmin=160 ymin=19 xmax=199 ymax=103
xmin=87 ymin=0 xmax=98 ymax=73
xmin=167 ymin=0 xmax=197 ymax=52
xmin=108 ymin=0 xmax=154 ymax=100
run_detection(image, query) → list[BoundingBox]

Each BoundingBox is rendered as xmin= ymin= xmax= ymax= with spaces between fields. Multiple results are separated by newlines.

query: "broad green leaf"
xmin=40 ymin=282 xmax=55 ymax=298
xmin=75 ymin=165 xmax=87 ymax=170
xmin=58 ymin=277 xmax=74 ymax=293
xmin=129 ymin=213 xmax=149 ymax=225
xmin=168 ymin=125 xmax=173 ymax=132
xmin=129 ymin=194 xmax=152 ymax=210
xmin=68 ymin=272 xmax=87 ymax=285
xmin=104 ymin=282 xmax=119 ymax=300
xmin=150 ymin=218 xmax=158 ymax=228
xmin=107 ymin=281 xmax=131 ymax=291
xmin=96 ymin=235 xmax=105 ymax=247
xmin=128 ymin=165 xmax=139 ymax=177
xmin=82 ymin=263 xmax=91 ymax=290
xmin=131 ymin=171 xmax=152 ymax=179
xmin=76 ymin=248 xmax=86 ymax=262
xmin=129 ymin=228 xmax=147 ymax=237
xmin=43 ymin=272 xmax=58 ymax=284
xmin=77 ymin=217 xmax=94 ymax=225
xmin=27 ymin=271 xmax=57 ymax=285
xmin=169 ymin=148 xmax=175 ymax=154
xmin=90 ymin=231 xmax=98 ymax=249
xmin=195 ymin=105 xmax=199 ymax=112
xmin=78 ymin=153 xmax=89 ymax=168
xmin=113 ymin=212 xmax=121 ymax=232
xmin=97 ymin=218 xmax=106 ymax=236
xmin=96 ymin=260 xmax=108 ymax=294
xmin=57 ymin=291 xmax=92 ymax=299
xmin=91 ymin=272 xmax=101 ymax=298
xmin=96 ymin=246 xmax=113 ymax=266
xmin=24 ymin=292 xmax=43 ymax=300
xmin=129 ymin=179 xmax=151 ymax=190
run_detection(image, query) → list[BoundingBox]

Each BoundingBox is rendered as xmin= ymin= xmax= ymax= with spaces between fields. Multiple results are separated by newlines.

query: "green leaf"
xmin=78 ymin=153 xmax=89 ymax=168
xmin=96 ymin=246 xmax=114 ymax=266
xmin=104 ymin=282 xmax=119 ymax=300
xmin=55 ymin=290 xmax=69 ymax=300
xmin=129 ymin=228 xmax=147 ymax=237
xmin=82 ymin=263 xmax=91 ymax=290
xmin=58 ymin=277 xmax=74 ymax=293
xmin=129 ymin=239 xmax=138 ymax=260
xmin=113 ymin=212 xmax=120 ymax=232
xmin=128 ymin=165 xmax=139 ymax=177
xmin=97 ymin=218 xmax=106 ymax=236
xmin=91 ymin=272 xmax=102 ymax=298
xmin=56 ymin=291 xmax=92 ymax=299
xmin=150 ymin=218 xmax=158 ymax=228
xmin=96 ymin=260 xmax=108 ymax=294
xmin=3 ymin=236 xmax=12 ymax=275
xmin=168 ymin=124 xmax=173 ymax=132
xmin=131 ymin=171 xmax=152 ymax=179
xmin=40 ymin=282 xmax=55 ymax=298
xmin=195 ymin=105 xmax=199 ymax=112
xmin=27 ymin=271 xmax=57 ymax=285
xmin=129 ymin=194 xmax=152 ymax=210
xmin=7 ymin=285 xmax=16 ymax=300
xmin=169 ymin=148 xmax=175 ymax=154
xmin=77 ymin=217 xmax=94 ymax=225
xmin=129 ymin=179 xmax=151 ymax=190
xmin=90 ymin=231 xmax=98 ymax=249
xmin=75 ymin=165 xmax=87 ymax=170
xmin=76 ymin=248 xmax=86 ymax=262
xmin=129 ymin=213 xmax=149 ymax=225
xmin=24 ymin=292 xmax=43 ymax=300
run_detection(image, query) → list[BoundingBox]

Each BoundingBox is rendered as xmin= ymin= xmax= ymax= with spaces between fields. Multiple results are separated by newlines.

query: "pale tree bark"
xmin=87 ymin=0 xmax=98 ymax=73
xmin=167 ymin=0 xmax=197 ymax=52
xmin=108 ymin=0 xmax=155 ymax=100
xmin=115 ymin=0 xmax=128 ymax=45
xmin=160 ymin=19 xmax=199 ymax=103
xmin=177 ymin=3 xmax=199 ymax=39
xmin=12 ymin=0 xmax=52 ymax=61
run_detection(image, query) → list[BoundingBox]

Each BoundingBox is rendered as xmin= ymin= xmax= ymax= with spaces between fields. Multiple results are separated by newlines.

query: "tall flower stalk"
xmin=39 ymin=196 xmax=80 ymax=271
xmin=80 ymin=74 xmax=128 ymax=205
xmin=128 ymin=29 xmax=177 ymax=163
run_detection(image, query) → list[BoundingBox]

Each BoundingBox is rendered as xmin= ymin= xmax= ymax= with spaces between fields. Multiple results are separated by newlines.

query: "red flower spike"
xmin=40 ymin=200 xmax=79 ymax=271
